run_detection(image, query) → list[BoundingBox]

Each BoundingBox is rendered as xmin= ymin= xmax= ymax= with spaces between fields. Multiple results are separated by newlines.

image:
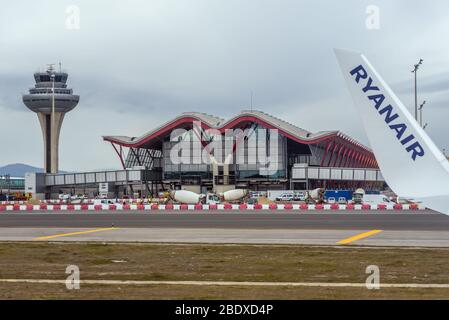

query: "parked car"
xmin=276 ymin=193 xmax=294 ymax=201
xmin=250 ymin=191 xmax=263 ymax=198
xmin=293 ymin=192 xmax=305 ymax=201
xmin=58 ymin=193 xmax=70 ymax=200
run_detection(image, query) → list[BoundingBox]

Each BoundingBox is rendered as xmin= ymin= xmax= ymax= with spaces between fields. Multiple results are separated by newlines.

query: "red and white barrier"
xmin=0 ymin=203 xmax=425 ymax=212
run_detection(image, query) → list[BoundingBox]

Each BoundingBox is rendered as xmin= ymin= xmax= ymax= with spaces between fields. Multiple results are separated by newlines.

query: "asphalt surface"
xmin=1 ymin=210 xmax=449 ymax=246
xmin=0 ymin=227 xmax=447 ymax=247
xmin=0 ymin=210 xmax=448 ymax=231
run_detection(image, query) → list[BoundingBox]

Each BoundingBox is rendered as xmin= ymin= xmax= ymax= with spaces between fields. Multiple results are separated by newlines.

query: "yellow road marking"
xmin=337 ymin=230 xmax=383 ymax=245
xmin=34 ymin=227 xmax=119 ymax=241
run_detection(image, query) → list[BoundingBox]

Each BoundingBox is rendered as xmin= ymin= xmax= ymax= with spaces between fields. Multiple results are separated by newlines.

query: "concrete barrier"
xmin=0 ymin=203 xmax=426 ymax=212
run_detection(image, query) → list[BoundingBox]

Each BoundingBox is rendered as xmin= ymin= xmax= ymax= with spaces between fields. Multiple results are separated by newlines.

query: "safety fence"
xmin=0 ymin=203 xmax=425 ymax=211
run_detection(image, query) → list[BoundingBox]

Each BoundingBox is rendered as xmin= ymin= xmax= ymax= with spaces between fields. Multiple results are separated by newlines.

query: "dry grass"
xmin=0 ymin=242 xmax=448 ymax=299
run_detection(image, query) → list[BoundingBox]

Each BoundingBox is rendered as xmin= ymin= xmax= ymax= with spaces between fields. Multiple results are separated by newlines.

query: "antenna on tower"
xmin=59 ymin=62 xmax=62 ymax=73
xmin=46 ymin=64 xmax=55 ymax=73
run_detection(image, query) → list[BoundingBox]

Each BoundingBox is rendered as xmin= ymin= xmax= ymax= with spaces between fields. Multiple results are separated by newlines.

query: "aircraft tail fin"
xmin=334 ymin=48 xmax=449 ymax=214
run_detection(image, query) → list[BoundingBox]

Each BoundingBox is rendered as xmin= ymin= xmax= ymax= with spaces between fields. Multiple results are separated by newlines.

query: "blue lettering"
xmin=351 ymin=64 xmax=425 ymax=161
xmin=368 ymin=94 xmax=385 ymax=110
xmin=406 ymin=142 xmax=425 ymax=161
xmin=400 ymin=134 xmax=415 ymax=145
xmin=350 ymin=65 xmax=368 ymax=83
xmin=379 ymin=105 xmax=399 ymax=123
xmin=362 ymin=78 xmax=379 ymax=93
xmin=389 ymin=123 xmax=406 ymax=140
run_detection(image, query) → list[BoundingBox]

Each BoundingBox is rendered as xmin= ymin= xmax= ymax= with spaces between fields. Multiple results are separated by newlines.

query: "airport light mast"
xmin=412 ymin=59 xmax=423 ymax=121
xmin=418 ymin=100 xmax=426 ymax=127
xmin=22 ymin=65 xmax=80 ymax=173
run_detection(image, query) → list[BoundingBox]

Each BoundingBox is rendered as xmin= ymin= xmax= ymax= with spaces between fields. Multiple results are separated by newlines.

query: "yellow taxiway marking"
xmin=337 ymin=230 xmax=383 ymax=245
xmin=34 ymin=227 xmax=119 ymax=241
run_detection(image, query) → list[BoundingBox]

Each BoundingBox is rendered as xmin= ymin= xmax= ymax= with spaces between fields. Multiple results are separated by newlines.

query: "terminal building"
xmin=28 ymin=110 xmax=385 ymax=198
xmin=94 ymin=110 xmax=385 ymax=197
xmin=30 ymin=110 xmax=385 ymax=198
xmin=0 ymin=176 xmax=25 ymax=193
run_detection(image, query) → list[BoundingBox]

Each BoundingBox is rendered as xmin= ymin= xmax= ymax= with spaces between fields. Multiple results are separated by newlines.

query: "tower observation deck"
xmin=22 ymin=65 xmax=80 ymax=173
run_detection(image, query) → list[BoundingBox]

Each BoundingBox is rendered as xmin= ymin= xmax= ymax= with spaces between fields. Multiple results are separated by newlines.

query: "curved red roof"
xmin=103 ymin=110 xmax=376 ymax=165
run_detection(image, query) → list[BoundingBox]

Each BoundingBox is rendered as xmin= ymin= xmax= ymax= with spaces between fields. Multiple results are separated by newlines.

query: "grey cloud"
xmin=1 ymin=0 xmax=449 ymax=170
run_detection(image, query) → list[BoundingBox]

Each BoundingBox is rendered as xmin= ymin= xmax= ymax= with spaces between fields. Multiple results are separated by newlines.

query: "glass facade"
xmin=125 ymin=148 xmax=162 ymax=169
xmin=0 ymin=177 xmax=25 ymax=190
xmin=163 ymin=130 xmax=212 ymax=180
xmin=162 ymin=126 xmax=288 ymax=180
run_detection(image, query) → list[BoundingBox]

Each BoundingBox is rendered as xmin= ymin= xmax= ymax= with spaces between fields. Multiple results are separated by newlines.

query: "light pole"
xmin=418 ymin=100 xmax=426 ymax=127
xmin=412 ymin=59 xmax=423 ymax=121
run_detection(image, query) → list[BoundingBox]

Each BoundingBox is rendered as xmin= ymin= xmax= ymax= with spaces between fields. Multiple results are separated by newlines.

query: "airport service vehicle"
xmin=396 ymin=197 xmax=421 ymax=205
xmin=205 ymin=193 xmax=221 ymax=205
xmin=170 ymin=189 xmax=248 ymax=204
xmin=93 ymin=199 xmax=115 ymax=205
xmin=70 ymin=194 xmax=87 ymax=200
xmin=217 ymin=189 xmax=248 ymax=203
xmin=352 ymin=188 xmax=365 ymax=204
xmin=304 ymin=188 xmax=325 ymax=204
xmin=335 ymin=49 xmax=449 ymax=215
xmin=276 ymin=193 xmax=294 ymax=201
xmin=170 ymin=190 xmax=202 ymax=204
xmin=58 ymin=193 xmax=70 ymax=200
xmin=362 ymin=194 xmax=392 ymax=205
xmin=250 ymin=191 xmax=264 ymax=198
xmin=267 ymin=190 xmax=293 ymax=201
xmin=325 ymin=190 xmax=352 ymax=202
xmin=293 ymin=192 xmax=306 ymax=201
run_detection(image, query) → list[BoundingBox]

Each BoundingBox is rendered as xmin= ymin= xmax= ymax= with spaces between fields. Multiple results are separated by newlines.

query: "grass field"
xmin=0 ymin=242 xmax=448 ymax=299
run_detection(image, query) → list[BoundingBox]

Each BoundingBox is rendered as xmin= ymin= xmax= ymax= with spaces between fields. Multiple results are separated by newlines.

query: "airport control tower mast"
xmin=22 ymin=65 xmax=80 ymax=173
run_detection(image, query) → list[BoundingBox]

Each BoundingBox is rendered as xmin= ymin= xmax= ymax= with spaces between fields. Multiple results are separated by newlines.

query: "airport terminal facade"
xmin=99 ymin=110 xmax=384 ymax=196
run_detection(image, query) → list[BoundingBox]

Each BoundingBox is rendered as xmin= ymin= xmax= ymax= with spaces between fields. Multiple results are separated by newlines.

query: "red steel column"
xmin=111 ymin=142 xmax=126 ymax=169
xmin=320 ymin=141 xmax=333 ymax=167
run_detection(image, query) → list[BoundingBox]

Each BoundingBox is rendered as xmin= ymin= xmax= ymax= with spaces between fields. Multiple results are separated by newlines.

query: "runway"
xmin=0 ymin=210 xmax=448 ymax=246
xmin=0 ymin=210 xmax=447 ymax=230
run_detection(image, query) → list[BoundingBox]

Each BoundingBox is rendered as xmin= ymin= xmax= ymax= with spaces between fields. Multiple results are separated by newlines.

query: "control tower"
xmin=22 ymin=65 xmax=80 ymax=173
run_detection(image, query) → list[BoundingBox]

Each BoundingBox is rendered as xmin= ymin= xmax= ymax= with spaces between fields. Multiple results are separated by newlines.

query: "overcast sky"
xmin=1 ymin=0 xmax=449 ymax=171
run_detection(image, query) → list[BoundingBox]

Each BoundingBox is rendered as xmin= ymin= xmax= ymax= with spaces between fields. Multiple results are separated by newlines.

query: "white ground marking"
xmin=1 ymin=279 xmax=449 ymax=288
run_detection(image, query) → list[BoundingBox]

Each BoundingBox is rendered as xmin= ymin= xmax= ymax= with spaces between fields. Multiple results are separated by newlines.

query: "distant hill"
xmin=0 ymin=163 xmax=44 ymax=177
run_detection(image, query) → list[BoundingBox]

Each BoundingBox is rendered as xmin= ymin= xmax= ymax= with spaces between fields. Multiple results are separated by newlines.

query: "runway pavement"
xmin=0 ymin=210 xmax=448 ymax=246
xmin=0 ymin=210 xmax=447 ymax=230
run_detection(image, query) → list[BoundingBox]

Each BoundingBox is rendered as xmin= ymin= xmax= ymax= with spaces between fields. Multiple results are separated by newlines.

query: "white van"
xmin=363 ymin=194 xmax=392 ymax=205
xmin=276 ymin=193 xmax=294 ymax=201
